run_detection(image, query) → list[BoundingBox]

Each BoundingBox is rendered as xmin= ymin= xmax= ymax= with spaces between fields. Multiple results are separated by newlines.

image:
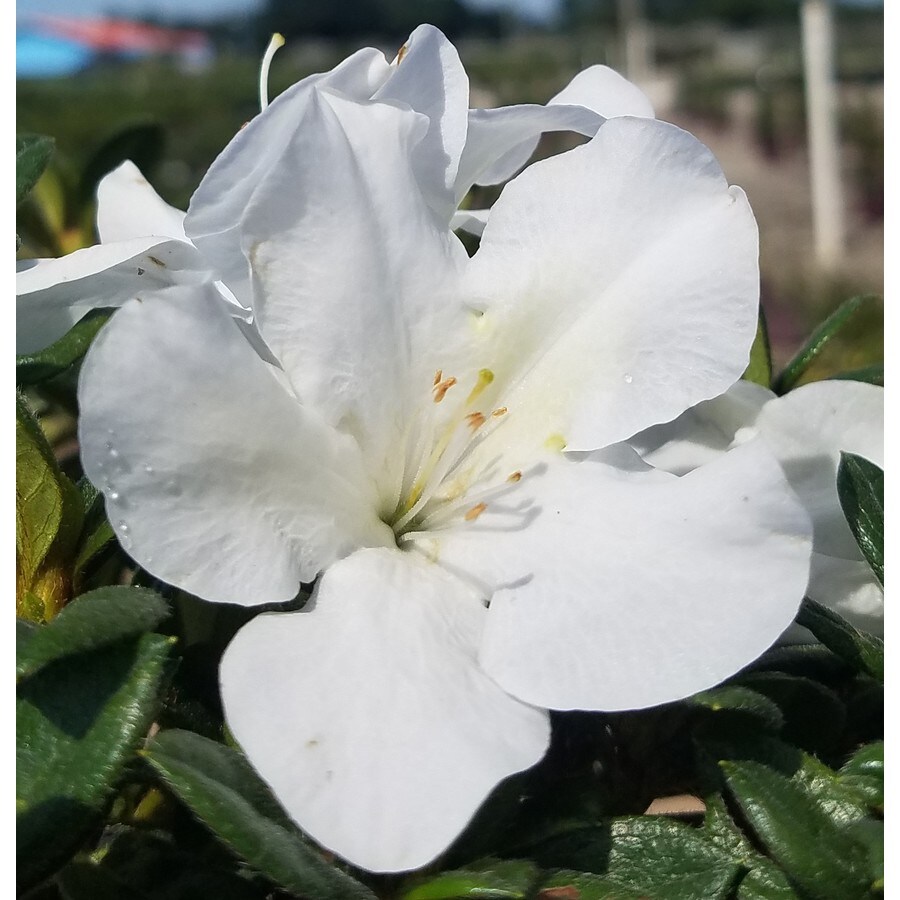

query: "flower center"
xmin=384 ymin=368 xmax=523 ymax=543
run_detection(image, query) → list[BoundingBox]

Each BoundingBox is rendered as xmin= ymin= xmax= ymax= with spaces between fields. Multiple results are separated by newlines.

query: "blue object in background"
xmin=16 ymin=29 xmax=97 ymax=78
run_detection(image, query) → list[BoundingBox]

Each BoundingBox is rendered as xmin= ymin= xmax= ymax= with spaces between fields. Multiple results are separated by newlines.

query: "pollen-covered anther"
xmin=466 ymin=412 xmax=486 ymax=431
xmin=433 ymin=369 xmax=442 ymax=386
xmin=464 ymin=502 xmax=488 ymax=522
xmin=506 ymin=470 xmax=522 ymax=483
xmin=491 ymin=407 xmax=508 ymax=418
xmin=433 ymin=376 xmax=457 ymax=403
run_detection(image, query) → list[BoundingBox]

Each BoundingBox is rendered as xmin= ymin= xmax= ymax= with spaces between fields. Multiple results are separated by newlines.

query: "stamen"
xmin=506 ymin=470 xmax=522 ymax=483
xmin=466 ymin=412 xmax=486 ymax=431
xmin=433 ymin=370 xmax=443 ymax=386
xmin=433 ymin=376 xmax=457 ymax=403
xmin=259 ymin=33 xmax=285 ymax=112
xmin=464 ymin=502 xmax=488 ymax=522
xmin=396 ymin=42 xmax=409 ymax=64
xmin=492 ymin=407 xmax=508 ymax=418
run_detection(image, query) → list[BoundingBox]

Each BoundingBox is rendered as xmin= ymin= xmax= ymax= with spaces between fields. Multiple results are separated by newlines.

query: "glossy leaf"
xmin=743 ymin=307 xmax=772 ymax=387
xmin=721 ymin=760 xmax=870 ymax=900
xmin=774 ymin=295 xmax=882 ymax=393
xmin=536 ymin=870 xmax=649 ymax=899
xmin=838 ymin=742 xmax=883 ymax=810
xmin=17 ymin=586 xmax=169 ymax=680
xmin=17 ymin=632 xmax=171 ymax=891
xmin=795 ymin=599 xmax=883 ymax=681
xmin=403 ymin=858 xmax=538 ymax=899
xmin=837 ymin=452 xmax=884 ymax=585
xmin=17 ymin=310 xmax=113 ymax=386
xmin=520 ymin=817 xmax=740 ymax=899
xmin=17 ymin=134 xmax=55 ymax=205
xmin=736 ymin=859 xmax=800 ymax=900
xmin=690 ymin=685 xmax=784 ymax=731
xmin=145 ymin=730 xmax=376 ymax=900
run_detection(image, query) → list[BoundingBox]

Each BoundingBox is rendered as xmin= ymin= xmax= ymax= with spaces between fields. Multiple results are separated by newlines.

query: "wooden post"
xmin=801 ymin=0 xmax=845 ymax=269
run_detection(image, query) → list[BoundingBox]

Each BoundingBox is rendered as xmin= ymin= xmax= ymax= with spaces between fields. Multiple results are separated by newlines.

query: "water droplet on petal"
xmin=623 ymin=373 xmax=633 ymax=384
xmin=109 ymin=491 xmax=120 ymax=501
xmin=143 ymin=464 xmax=154 ymax=475
xmin=118 ymin=521 xmax=128 ymax=532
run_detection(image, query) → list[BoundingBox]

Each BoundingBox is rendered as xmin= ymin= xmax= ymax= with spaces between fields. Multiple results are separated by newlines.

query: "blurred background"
xmin=16 ymin=0 xmax=883 ymax=366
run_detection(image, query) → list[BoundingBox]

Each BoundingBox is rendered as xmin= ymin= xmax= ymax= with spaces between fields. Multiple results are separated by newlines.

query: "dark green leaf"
xmin=774 ymin=295 xmax=883 ymax=393
xmin=690 ymin=686 xmax=784 ymax=731
xmin=17 ymin=310 xmax=112 ymax=386
xmin=721 ymin=760 xmax=869 ymax=900
xmin=17 ymin=586 xmax=170 ymax=680
xmin=145 ymin=730 xmax=376 ymax=900
xmin=521 ymin=817 xmax=740 ymax=899
xmin=837 ymin=452 xmax=884 ymax=585
xmin=17 ymin=632 xmax=171 ymax=891
xmin=736 ymin=859 xmax=800 ymax=900
xmin=78 ymin=123 xmax=165 ymax=205
xmin=743 ymin=308 xmax=772 ymax=387
xmin=795 ymin=599 xmax=883 ymax=681
xmin=403 ymin=858 xmax=538 ymax=899
xmin=733 ymin=673 xmax=845 ymax=755
xmin=17 ymin=134 xmax=55 ymax=205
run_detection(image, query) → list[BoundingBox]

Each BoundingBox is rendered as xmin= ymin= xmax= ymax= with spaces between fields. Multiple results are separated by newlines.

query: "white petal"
xmin=629 ymin=380 xmax=774 ymax=475
xmin=374 ymin=24 xmax=469 ymax=221
xmin=755 ymin=380 xmax=883 ymax=560
xmin=241 ymin=90 xmax=470 ymax=494
xmin=220 ymin=547 xmax=549 ymax=872
xmin=467 ymin=116 xmax=760 ymax=453
xmin=423 ymin=440 xmax=811 ymax=711
xmin=458 ymin=64 xmax=652 ymax=193
xmin=458 ymin=103 xmax=603 ymax=196
xmin=549 ymin=65 xmax=655 ymax=118
xmin=96 ymin=161 xmax=187 ymax=243
xmin=78 ymin=284 xmax=393 ymax=605
xmin=16 ymin=237 xmax=208 ymax=354
xmin=185 ymin=47 xmax=393 ymax=304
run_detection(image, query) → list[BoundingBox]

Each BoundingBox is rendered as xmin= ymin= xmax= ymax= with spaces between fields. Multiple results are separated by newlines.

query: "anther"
xmin=433 ymin=376 xmax=457 ymax=403
xmin=506 ymin=471 xmax=522 ymax=483
xmin=433 ymin=370 xmax=443 ymax=386
xmin=464 ymin=502 xmax=488 ymax=521
xmin=492 ymin=407 xmax=508 ymax=418
xmin=466 ymin=412 xmax=486 ymax=431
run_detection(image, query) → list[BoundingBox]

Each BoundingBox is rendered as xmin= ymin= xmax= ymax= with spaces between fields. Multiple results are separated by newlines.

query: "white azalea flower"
xmin=630 ymin=378 xmax=884 ymax=636
xmin=16 ymin=25 xmax=652 ymax=353
xmin=76 ymin=65 xmax=813 ymax=872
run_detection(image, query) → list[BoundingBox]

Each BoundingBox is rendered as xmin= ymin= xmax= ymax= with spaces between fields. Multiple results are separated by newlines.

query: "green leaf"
xmin=17 ymin=586 xmax=170 ymax=680
xmin=838 ymin=742 xmax=883 ymax=810
xmin=743 ymin=308 xmax=772 ymax=387
xmin=536 ymin=870 xmax=650 ymax=899
xmin=17 ymin=134 xmax=55 ymax=205
xmin=690 ymin=686 xmax=784 ymax=731
xmin=830 ymin=363 xmax=884 ymax=386
xmin=733 ymin=672 xmax=845 ymax=756
xmin=774 ymin=295 xmax=882 ymax=393
xmin=17 ymin=310 xmax=112 ymax=386
xmin=837 ymin=452 xmax=884 ymax=586
xmin=403 ymin=859 xmax=538 ymax=899
xmin=145 ymin=730 xmax=376 ymax=900
xmin=736 ymin=859 xmax=800 ymax=900
xmin=16 ymin=394 xmax=64 ymax=587
xmin=795 ymin=599 xmax=883 ymax=681
xmin=17 ymin=632 xmax=171 ymax=891
xmin=721 ymin=760 xmax=870 ymax=900
xmin=521 ymin=818 xmax=740 ymax=899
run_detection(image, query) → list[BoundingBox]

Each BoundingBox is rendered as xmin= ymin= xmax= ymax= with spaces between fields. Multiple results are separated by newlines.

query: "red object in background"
xmin=31 ymin=14 xmax=209 ymax=55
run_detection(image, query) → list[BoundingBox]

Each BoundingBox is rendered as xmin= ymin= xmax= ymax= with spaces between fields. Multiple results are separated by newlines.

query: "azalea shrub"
xmin=16 ymin=25 xmax=884 ymax=900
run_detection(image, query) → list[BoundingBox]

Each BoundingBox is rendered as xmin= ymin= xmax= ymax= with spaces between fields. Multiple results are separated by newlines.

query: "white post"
xmin=801 ymin=0 xmax=845 ymax=269
xmin=618 ymin=0 xmax=652 ymax=86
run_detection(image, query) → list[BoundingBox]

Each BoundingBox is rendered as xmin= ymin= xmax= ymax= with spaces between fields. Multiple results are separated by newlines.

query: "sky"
xmin=15 ymin=0 xmax=562 ymax=25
